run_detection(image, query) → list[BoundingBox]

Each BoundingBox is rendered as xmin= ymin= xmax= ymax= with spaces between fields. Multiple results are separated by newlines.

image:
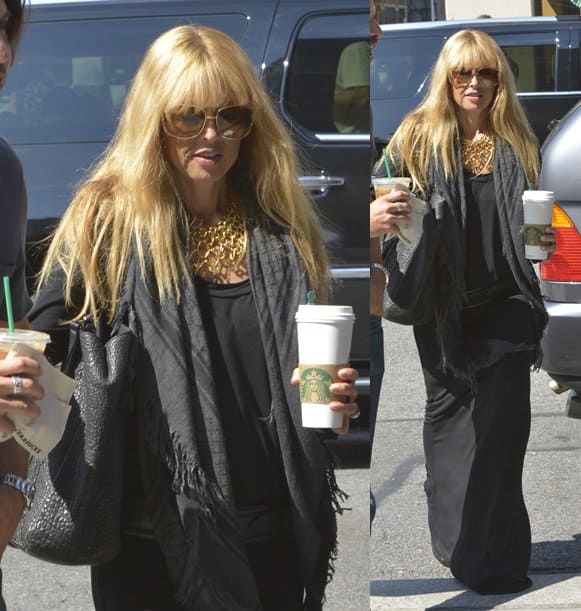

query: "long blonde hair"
xmin=387 ymin=29 xmax=539 ymax=193
xmin=39 ymin=25 xmax=330 ymax=321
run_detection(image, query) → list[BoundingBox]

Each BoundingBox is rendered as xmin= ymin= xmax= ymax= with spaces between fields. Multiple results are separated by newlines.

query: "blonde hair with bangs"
xmin=387 ymin=29 xmax=539 ymax=193
xmin=39 ymin=25 xmax=330 ymax=321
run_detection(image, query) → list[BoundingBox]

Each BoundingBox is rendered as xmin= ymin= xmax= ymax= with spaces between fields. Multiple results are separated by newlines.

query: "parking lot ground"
xmin=371 ymin=572 xmax=581 ymax=609
xmin=326 ymin=467 xmax=369 ymax=610
xmin=3 ymin=467 xmax=369 ymax=611
xmin=372 ymin=321 xmax=581 ymax=611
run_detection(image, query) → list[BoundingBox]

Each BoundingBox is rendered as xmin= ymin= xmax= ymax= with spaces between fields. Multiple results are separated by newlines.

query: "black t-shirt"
xmin=463 ymin=171 xmax=520 ymax=307
xmin=30 ymin=270 xmax=289 ymax=515
xmin=194 ymin=277 xmax=288 ymax=509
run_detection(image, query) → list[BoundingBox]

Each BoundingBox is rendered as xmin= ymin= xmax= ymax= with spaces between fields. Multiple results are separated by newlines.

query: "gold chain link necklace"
xmin=189 ymin=202 xmax=247 ymax=281
xmin=462 ymin=131 xmax=495 ymax=176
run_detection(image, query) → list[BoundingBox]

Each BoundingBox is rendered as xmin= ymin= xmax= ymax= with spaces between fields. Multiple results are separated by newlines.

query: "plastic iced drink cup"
xmin=0 ymin=329 xmax=50 ymax=359
xmin=0 ymin=329 xmax=51 ymax=441
xmin=295 ymin=305 xmax=355 ymax=428
xmin=371 ymin=177 xmax=411 ymax=199
xmin=522 ymin=190 xmax=555 ymax=260
xmin=372 ymin=177 xmax=418 ymax=243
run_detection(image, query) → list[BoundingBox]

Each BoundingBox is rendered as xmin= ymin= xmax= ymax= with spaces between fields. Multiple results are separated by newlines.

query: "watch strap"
xmin=0 ymin=473 xmax=34 ymax=509
xmin=371 ymin=262 xmax=388 ymax=279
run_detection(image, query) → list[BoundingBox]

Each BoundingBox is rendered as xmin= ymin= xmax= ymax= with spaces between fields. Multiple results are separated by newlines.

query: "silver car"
xmin=538 ymin=101 xmax=581 ymax=418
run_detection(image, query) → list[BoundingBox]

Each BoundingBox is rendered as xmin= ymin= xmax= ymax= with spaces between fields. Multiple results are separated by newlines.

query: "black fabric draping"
xmin=430 ymin=138 xmax=547 ymax=379
xmin=380 ymin=138 xmax=547 ymax=379
xmin=415 ymin=297 xmax=534 ymax=594
xmin=30 ymin=211 xmax=344 ymax=610
xmin=382 ymin=137 xmax=547 ymax=594
xmin=128 ymin=211 xmax=344 ymax=610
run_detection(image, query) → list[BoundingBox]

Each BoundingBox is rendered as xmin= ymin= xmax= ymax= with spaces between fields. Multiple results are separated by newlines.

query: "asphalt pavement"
xmin=2 ymin=468 xmax=368 ymax=610
xmin=5 ymin=319 xmax=579 ymax=611
xmin=371 ymin=320 xmax=581 ymax=610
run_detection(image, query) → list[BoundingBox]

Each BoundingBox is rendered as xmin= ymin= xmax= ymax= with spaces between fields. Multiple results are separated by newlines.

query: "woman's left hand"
xmin=291 ymin=366 xmax=359 ymax=435
xmin=540 ymin=226 xmax=557 ymax=257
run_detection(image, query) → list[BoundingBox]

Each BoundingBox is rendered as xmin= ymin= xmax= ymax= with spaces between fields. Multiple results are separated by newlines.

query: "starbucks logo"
xmin=300 ymin=367 xmax=334 ymax=404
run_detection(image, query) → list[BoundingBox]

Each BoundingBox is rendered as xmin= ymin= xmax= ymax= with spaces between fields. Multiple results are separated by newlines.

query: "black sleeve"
xmin=28 ymin=267 xmax=83 ymax=365
xmin=0 ymin=138 xmax=32 ymax=319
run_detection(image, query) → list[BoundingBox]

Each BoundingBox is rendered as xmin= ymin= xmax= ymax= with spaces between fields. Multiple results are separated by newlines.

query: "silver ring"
xmin=349 ymin=407 xmax=361 ymax=421
xmin=11 ymin=375 xmax=23 ymax=397
xmin=397 ymin=202 xmax=404 ymax=213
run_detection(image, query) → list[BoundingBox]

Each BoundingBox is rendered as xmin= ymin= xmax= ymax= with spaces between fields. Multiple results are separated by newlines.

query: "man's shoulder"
xmin=340 ymin=41 xmax=369 ymax=61
xmin=0 ymin=137 xmax=23 ymax=176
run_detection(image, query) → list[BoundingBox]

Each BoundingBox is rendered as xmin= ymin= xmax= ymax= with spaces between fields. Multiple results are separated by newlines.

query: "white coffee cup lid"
xmin=522 ymin=190 xmax=555 ymax=201
xmin=295 ymin=304 xmax=355 ymax=323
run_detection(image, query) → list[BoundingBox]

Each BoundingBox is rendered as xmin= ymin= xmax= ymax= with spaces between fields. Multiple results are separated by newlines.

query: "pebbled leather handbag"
xmin=382 ymin=205 xmax=441 ymax=326
xmin=10 ymin=311 xmax=136 ymax=565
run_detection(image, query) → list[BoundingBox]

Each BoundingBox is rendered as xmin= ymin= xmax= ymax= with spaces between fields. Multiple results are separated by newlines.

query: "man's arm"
xmin=0 ymin=440 xmax=28 ymax=558
xmin=0 ymin=317 xmax=36 ymax=559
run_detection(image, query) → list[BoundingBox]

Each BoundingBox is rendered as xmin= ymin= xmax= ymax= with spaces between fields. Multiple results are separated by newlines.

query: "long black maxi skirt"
xmin=413 ymin=296 xmax=536 ymax=595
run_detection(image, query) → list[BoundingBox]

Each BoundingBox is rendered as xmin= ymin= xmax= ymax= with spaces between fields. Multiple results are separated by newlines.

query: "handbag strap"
xmin=61 ymin=256 xmax=136 ymax=378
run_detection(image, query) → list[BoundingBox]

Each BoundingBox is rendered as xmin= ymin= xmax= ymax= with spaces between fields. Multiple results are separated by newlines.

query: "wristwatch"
xmin=0 ymin=473 xmax=35 ymax=509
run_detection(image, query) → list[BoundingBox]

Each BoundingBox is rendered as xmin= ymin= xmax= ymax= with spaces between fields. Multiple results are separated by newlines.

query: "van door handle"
xmin=299 ymin=175 xmax=345 ymax=198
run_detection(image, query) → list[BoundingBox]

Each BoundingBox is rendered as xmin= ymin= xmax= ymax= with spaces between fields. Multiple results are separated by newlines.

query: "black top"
xmin=194 ymin=276 xmax=288 ymax=509
xmin=30 ymin=270 xmax=289 ymax=517
xmin=463 ymin=171 xmax=520 ymax=307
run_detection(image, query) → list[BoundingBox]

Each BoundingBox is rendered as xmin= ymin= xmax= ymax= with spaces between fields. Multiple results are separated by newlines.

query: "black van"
xmin=372 ymin=16 xmax=581 ymax=150
xmin=0 ymin=0 xmax=370 ymax=465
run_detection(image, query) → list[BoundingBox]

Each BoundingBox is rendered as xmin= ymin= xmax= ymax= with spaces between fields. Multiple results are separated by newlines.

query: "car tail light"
xmin=540 ymin=204 xmax=581 ymax=282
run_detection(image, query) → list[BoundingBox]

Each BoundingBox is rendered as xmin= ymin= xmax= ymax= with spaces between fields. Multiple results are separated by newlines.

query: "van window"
xmin=501 ymin=44 xmax=555 ymax=92
xmin=371 ymin=33 xmax=558 ymax=101
xmin=0 ymin=14 xmax=248 ymax=145
xmin=284 ymin=13 xmax=369 ymax=135
xmin=493 ymin=31 xmax=559 ymax=93
xmin=371 ymin=35 xmax=441 ymax=101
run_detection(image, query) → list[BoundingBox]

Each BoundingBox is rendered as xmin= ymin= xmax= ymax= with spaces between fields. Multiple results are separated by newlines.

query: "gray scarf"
xmin=127 ymin=212 xmax=344 ymax=610
xmin=382 ymin=138 xmax=547 ymax=379
xmin=430 ymin=137 xmax=548 ymax=378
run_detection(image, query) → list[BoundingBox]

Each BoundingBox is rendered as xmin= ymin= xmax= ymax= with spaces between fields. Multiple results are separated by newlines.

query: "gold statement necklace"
xmin=462 ymin=131 xmax=495 ymax=176
xmin=189 ymin=202 xmax=247 ymax=282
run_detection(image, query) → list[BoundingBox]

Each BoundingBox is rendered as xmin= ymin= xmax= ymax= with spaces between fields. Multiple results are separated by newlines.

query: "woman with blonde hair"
xmin=380 ymin=29 xmax=555 ymax=593
xmin=29 ymin=25 xmax=358 ymax=610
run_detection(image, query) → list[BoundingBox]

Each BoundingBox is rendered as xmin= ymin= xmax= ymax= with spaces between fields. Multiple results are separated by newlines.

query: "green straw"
xmin=528 ymin=181 xmax=534 ymax=190
xmin=2 ymin=276 xmax=14 ymax=332
xmin=306 ymin=290 xmax=315 ymax=305
xmin=382 ymin=149 xmax=392 ymax=179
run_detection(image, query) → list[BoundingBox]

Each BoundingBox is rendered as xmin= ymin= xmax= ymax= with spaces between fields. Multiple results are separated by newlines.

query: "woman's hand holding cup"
xmin=370 ymin=178 xmax=412 ymax=238
xmin=291 ymin=366 xmax=359 ymax=434
xmin=328 ymin=367 xmax=359 ymax=434
xmin=0 ymin=354 xmax=44 ymax=435
xmin=540 ymin=226 xmax=557 ymax=257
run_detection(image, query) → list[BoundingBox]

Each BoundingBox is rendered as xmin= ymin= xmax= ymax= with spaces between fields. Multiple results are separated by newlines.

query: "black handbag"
xmin=382 ymin=208 xmax=441 ymax=326
xmin=10 ymin=312 xmax=135 ymax=565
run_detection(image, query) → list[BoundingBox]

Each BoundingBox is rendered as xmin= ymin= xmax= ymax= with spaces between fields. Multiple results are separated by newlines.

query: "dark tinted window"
xmin=371 ymin=35 xmax=441 ymax=101
xmin=372 ymin=29 xmax=560 ymax=101
xmin=501 ymin=44 xmax=555 ymax=92
xmin=284 ymin=14 xmax=369 ymax=135
xmin=0 ymin=14 xmax=248 ymax=144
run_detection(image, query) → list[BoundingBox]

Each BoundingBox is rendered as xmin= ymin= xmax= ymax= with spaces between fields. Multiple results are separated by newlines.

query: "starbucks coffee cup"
xmin=0 ymin=342 xmax=74 ymax=458
xmin=295 ymin=305 xmax=355 ymax=428
xmin=0 ymin=329 xmax=50 ymax=359
xmin=0 ymin=330 xmax=51 ymax=443
xmin=371 ymin=177 xmax=411 ymax=199
xmin=371 ymin=177 xmax=424 ymax=245
xmin=522 ymin=190 xmax=555 ymax=260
